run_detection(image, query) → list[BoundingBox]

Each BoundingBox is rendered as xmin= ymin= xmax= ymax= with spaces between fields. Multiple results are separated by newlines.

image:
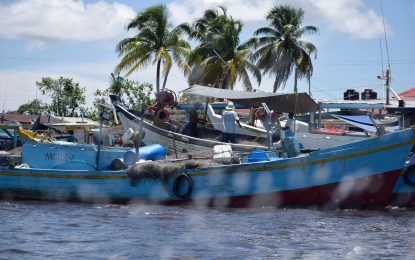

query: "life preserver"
xmin=173 ymin=173 xmax=193 ymax=198
xmin=403 ymin=165 xmax=415 ymax=187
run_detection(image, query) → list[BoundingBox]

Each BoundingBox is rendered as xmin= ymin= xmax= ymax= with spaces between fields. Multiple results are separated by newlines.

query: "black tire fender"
xmin=173 ymin=173 xmax=193 ymax=199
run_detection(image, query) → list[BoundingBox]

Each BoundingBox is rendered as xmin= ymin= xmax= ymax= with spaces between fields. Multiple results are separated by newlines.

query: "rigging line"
xmin=2 ymin=81 xmax=8 ymax=114
xmin=379 ymin=0 xmax=391 ymax=69
xmin=312 ymin=74 xmax=379 ymax=86
xmin=379 ymin=38 xmax=384 ymax=73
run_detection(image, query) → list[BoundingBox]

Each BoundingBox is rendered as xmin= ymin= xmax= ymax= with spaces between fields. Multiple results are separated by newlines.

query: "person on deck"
xmin=282 ymin=112 xmax=296 ymax=137
xmin=221 ymin=102 xmax=242 ymax=143
xmin=188 ymin=102 xmax=203 ymax=137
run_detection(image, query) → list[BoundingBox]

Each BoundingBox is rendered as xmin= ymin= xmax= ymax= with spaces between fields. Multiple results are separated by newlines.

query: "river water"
xmin=1 ymin=201 xmax=415 ymax=259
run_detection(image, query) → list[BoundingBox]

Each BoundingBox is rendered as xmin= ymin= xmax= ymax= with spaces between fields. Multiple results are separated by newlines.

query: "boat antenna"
xmin=380 ymin=0 xmax=390 ymax=69
xmin=379 ymin=38 xmax=384 ymax=75
xmin=379 ymin=0 xmax=392 ymax=105
xmin=2 ymin=81 xmax=8 ymax=116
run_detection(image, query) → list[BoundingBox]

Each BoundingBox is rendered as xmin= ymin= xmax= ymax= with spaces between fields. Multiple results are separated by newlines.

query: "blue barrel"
xmin=123 ymin=144 xmax=166 ymax=165
xmin=247 ymin=148 xmax=269 ymax=163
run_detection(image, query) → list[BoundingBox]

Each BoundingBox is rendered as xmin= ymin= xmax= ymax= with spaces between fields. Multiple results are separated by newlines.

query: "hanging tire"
xmin=173 ymin=173 xmax=193 ymax=199
xmin=403 ymin=165 xmax=415 ymax=187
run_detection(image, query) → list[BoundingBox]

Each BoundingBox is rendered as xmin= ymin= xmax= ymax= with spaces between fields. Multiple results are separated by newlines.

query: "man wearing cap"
xmin=221 ymin=102 xmax=242 ymax=143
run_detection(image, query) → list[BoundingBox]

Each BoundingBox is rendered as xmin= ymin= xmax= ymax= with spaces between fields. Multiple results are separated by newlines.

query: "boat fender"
xmin=110 ymin=158 xmax=126 ymax=171
xmin=173 ymin=173 xmax=193 ymax=199
xmin=0 ymin=152 xmax=11 ymax=166
xmin=402 ymin=165 xmax=415 ymax=187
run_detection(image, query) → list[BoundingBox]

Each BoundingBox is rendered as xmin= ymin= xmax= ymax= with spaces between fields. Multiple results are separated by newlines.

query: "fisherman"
xmin=282 ymin=112 xmax=296 ymax=137
xmin=221 ymin=102 xmax=242 ymax=143
xmin=188 ymin=102 xmax=203 ymax=137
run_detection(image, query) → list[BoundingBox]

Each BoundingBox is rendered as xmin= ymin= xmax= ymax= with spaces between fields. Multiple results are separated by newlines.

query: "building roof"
xmin=50 ymin=116 xmax=99 ymax=126
xmin=0 ymin=114 xmax=99 ymax=127
xmin=0 ymin=114 xmax=64 ymax=124
xmin=398 ymin=87 xmax=415 ymax=101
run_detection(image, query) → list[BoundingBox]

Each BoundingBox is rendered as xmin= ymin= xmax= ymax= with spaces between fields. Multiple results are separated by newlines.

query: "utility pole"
xmin=385 ymin=68 xmax=391 ymax=105
xmin=377 ymin=67 xmax=391 ymax=105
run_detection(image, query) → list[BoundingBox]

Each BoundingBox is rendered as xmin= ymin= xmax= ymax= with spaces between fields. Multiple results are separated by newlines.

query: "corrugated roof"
xmin=0 ymin=114 xmax=64 ymax=124
xmin=181 ymin=85 xmax=319 ymax=113
xmin=398 ymin=87 xmax=415 ymax=101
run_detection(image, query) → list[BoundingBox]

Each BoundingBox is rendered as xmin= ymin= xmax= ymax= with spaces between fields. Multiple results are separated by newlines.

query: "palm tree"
xmin=184 ymin=7 xmax=261 ymax=90
xmin=109 ymin=73 xmax=124 ymax=96
xmin=246 ymin=5 xmax=318 ymax=93
xmin=115 ymin=4 xmax=190 ymax=93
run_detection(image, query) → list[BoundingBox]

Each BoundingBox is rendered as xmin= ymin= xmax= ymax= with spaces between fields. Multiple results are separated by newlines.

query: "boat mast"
xmin=379 ymin=0 xmax=391 ymax=105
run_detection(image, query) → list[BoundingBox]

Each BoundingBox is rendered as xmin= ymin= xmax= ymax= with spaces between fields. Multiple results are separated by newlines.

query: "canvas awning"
xmin=181 ymin=85 xmax=319 ymax=113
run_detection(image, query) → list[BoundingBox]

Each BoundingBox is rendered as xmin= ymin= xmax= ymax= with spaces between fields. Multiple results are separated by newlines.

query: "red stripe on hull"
xmin=1 ymin=170 xmax=401 ymax=209
xmin=165 ymin=170 xmax=401 ymax=209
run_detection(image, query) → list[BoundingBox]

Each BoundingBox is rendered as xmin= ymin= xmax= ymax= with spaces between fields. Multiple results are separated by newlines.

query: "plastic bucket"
xmin=247 ymin=148 xmax=269 ymax=163
xmin=123 ymin=144 xmax=167 ymax=165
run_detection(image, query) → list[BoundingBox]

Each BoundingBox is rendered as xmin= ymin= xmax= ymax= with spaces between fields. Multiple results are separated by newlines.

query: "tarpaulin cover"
xmin=181 ymin=85 xmax=319 ymax=113
xmin=332 ymin=114 xmax=377 ymax=132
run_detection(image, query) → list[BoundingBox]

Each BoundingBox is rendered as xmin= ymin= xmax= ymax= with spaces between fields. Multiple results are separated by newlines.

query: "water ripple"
xmin=2 ymin=202 xmax=415 ymax=258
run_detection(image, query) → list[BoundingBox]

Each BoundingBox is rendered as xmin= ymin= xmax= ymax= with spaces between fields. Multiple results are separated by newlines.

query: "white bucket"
xmin=121 ymin=128 xmax=135 ymax=143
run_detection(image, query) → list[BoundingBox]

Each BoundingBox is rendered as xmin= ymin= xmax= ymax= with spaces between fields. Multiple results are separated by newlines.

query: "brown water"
xmin=1 ymin=201 xmax=415 ymax=259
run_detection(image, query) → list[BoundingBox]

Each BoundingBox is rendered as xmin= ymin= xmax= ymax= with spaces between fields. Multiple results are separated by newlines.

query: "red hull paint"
xmin=1 ymin=170 xmax=401 ymax=209
xmin=165 ymin=170 xmax=401 ymax=209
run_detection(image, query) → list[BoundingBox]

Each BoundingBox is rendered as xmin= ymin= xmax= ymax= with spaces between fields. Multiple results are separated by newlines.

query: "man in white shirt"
xmin=283 ymin=112 xmax=296 ymax=137
xmin=221 ymin=102 xmax=242 ymax=143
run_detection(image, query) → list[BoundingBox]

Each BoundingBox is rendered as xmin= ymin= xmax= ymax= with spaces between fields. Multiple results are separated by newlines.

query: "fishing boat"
xmin=0 ymin=125 xmax=413 ymax=208
xmin=201 ymin=99 xmax=368 ymax=150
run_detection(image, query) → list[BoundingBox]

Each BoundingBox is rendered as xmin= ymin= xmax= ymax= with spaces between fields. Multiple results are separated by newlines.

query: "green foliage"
xmin=183 ymin=7 xmax=260 ymax=91
xmin=88 ymin=75 xmax=154 ymax=125
xmin=178 ymin=93 xmax=206 ymax=103
xmin=115 ymin=4 xmax=190 ymax=93
xmin=16 ymin=99 xmax=48 ymax=115
xmin=36 ymin=77 xmax=86 ymax=116
xmin=245 ymin=5 xmax=318 ymax=92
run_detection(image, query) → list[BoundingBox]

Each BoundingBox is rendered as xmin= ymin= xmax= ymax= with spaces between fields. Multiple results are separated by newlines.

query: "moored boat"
xmin=0 ymin=127 xmax=413 ymax=209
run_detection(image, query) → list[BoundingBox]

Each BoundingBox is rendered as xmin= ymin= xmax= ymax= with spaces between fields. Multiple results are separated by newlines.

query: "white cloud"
xmin=308 ymin=0 xmax=385 ymax=39
xmin=0 ymin=0 xmax=136 ymax=48
xmin=167 ymin=0 xmax=386 ymax=39
xmin=168 ymin=0 xmax=274 ymax=24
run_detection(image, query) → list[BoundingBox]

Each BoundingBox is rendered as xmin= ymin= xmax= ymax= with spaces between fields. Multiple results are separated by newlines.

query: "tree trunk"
xmin=294 ymin=67 xmax=298 ymax=94
xmin=156 ymin=59 xmax=161 ymax=93
xmin=162 ymin=65 xmax=171 ymax=90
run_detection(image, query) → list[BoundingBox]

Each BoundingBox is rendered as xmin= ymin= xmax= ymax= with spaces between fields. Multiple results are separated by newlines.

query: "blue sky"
xmin=0 ymin=0 xmax=414 ymax=111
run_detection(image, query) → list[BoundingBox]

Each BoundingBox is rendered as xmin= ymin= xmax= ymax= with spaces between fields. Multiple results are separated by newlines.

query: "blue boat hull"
xmin=0 ymin=129 xmax=414 ymax=208
xmin=390 ymin=172 xmax=415 ymax=207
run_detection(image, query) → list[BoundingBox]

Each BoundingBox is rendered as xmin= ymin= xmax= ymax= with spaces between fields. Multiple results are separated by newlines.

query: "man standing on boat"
xmin=283 ymin=112 xmax=296 ymax=137
xmin=221 ymin=102 xmax=242 ymax=143
xmin=188 ymin=102 xmax=203 ymax=137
